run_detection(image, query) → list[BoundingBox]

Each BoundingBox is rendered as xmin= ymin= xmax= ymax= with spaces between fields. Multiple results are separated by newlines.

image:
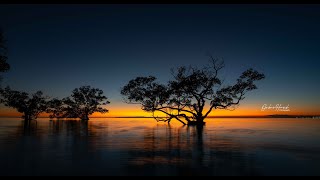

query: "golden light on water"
xmin=0 ymin=103 xmax=318 ymax=118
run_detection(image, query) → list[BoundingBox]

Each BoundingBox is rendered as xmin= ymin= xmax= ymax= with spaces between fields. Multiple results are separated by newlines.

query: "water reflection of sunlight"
xmin=0 ymin=118 xmax=319 ymax=175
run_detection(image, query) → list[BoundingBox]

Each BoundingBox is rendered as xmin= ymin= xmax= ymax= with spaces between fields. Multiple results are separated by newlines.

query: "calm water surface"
xmin=0 ymin=118 xmax=319 ymax=176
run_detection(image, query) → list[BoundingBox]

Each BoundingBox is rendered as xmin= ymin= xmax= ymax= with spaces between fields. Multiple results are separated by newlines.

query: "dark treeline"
xmin=0 ymin=86 xmax=110 ymax=121
xmin=0 ymin=30 xmax=109 ymax=121
xmin=46 ymin=86 xmax=110 ymax=120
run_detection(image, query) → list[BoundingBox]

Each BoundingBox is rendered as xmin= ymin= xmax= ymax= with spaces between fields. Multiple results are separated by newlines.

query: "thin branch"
xmin=155 ymin=106 xmax=197 ymax=117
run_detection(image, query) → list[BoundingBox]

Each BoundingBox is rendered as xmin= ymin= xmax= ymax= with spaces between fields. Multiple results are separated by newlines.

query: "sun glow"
xmin=0 ymin=103 xmax=318 ymax=118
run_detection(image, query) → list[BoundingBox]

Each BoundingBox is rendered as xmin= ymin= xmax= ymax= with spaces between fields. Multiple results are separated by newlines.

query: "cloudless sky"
xmin=0 ymin=4 xmax=320 ymax=116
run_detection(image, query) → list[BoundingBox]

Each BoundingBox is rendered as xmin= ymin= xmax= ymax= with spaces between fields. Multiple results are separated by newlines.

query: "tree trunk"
xmin=24 ymin=112 xmax=31 ymax=121
xmin=81 ymin=114 xmax=89 ymax=121
xmin=187 ymin=116 xmax=206 ymax=126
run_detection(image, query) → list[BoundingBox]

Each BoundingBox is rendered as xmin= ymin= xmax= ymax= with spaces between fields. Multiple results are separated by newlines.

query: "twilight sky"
xmin=0 ymin=4 xmax=320 ymax=116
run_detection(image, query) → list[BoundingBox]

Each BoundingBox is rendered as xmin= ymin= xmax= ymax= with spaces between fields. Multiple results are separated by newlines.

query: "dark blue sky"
xmin=1 ymin=4 xmax=320 ymax=114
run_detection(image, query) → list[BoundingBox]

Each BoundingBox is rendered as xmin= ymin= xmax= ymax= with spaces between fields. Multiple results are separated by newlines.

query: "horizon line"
xmin=1 ymin=115 xmax=320 ymax=119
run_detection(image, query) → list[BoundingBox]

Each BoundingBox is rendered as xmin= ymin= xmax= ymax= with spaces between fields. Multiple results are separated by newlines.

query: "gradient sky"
xmin=0 ymin=4 xmax=320 ymax=117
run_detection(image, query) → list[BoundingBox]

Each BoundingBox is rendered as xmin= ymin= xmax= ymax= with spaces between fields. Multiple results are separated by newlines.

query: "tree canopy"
xmin=0 ymin=29 xmax=10 ymax=80
xmin=0 ymin=87 xmax=48 ymax=120
xmin=121 ymin=57 xmax=265 ymax=125
xmin=47 ymin=86 xmax=110 ymax=120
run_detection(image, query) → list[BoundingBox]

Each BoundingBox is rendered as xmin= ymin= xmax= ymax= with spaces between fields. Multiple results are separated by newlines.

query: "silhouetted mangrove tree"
xmin=121 ymin=56 xmax=265 ymax=126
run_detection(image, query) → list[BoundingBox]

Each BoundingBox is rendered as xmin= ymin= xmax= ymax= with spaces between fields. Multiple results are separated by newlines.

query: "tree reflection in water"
xmin=1 ymin=118 xmax=320 ymax=175
xmin=2 ymin=119 xmax=261 ymax=176
xmin=125 ymin=124 xmax=260 ymax=176
xmin=22 ymin=120 xmax=38 ymax=136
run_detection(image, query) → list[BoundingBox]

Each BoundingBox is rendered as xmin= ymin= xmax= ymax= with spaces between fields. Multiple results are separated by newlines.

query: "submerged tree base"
xmin=187 ymin=121 xmax=206 ymax=126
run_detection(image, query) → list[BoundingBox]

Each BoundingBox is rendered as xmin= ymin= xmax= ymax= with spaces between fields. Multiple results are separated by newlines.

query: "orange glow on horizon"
xmin=0 ymin=104 xmax=318 ymax=118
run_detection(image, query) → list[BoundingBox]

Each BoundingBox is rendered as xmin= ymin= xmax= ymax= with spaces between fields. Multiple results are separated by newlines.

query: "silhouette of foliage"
xmin=121 ymin=56 xmax=265 ymax=125
xmin=0 ymin=87 xmax=48 ymax=121
xmin=0 ymin=29 xmax=10 ymax=81
xmin=47 ymin=86 xmax=110 ymax=120
xmin=46 ymin=98 xmax=68 ymax=119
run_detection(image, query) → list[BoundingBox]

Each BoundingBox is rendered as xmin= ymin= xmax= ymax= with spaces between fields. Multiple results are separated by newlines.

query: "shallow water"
xmin=0 ymin=118 xmax=319 ymax=176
